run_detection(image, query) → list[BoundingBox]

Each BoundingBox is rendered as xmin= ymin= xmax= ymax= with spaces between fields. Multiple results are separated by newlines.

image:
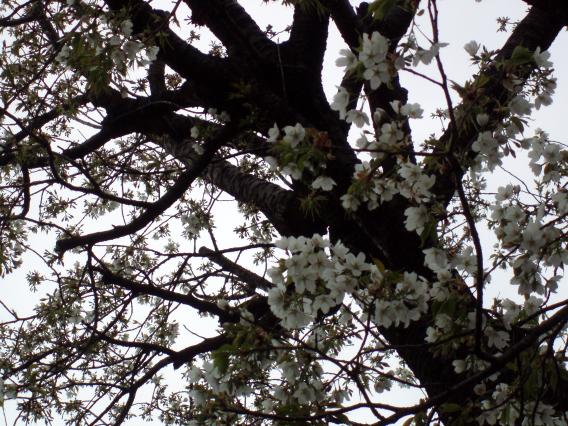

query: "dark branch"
xmin=55 ymin=124 xmax=239 ymax=254
xmin=96 ymin=265 xmax=238 ymax=323
xmin=285 ymin=4 xmax=330 ymax=75
xmin=199 ymin=246 xmax=272 ymax=291
xmin=182 ymin=0 xmax=275 ymax=61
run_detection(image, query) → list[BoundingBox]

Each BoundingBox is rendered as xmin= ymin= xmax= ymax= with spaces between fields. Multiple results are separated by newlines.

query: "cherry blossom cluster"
xmin=264 ymin=123 xmax=337 ymax=192
xmin=267 ymin=234 xmax=371 ymax=329
xmin=335 ymin=31 xmax=396 ymax=93
xmin=55 ymin=14 xmax=159 ymax=78
xmin=489 ymin=182 xmax=566 ymax=297
xmin=183 ymin=311 xmax=351 ymax=422
xmin=470 ymin=47 xmax=556 ymax=172
xmin=363 ymin=271 xmax=430 ymax=329
xmin=266 ymin=234 xmax=439 ymax=333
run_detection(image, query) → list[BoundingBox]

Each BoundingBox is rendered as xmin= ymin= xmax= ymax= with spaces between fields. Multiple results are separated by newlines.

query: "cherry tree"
xmin=0 ymin=0 xmax=567 ymax=424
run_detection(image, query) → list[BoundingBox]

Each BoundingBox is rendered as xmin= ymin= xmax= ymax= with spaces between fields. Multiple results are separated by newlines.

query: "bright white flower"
xmin=313 ymin=293 xmax=336 ymax=314
xmin=492 ymin=383 xmax=510 ymax=405
xmin=495 ymin=184 xmax=519 ymax=202
xmin=472 ymin=131 xmax=498 ymax=155
xmin=375 ymin=300 xmax=395 ymax=328
xmin=484 ymin=326 xmax=509 ymax=350
xmin=267 ymin=123 xmax=280 ymax=142
xmin=464 ymin=40 xmax=480 ymax=56
xmin=311 ymin=176 xmax=336 ymax=191
xmin=378 ymin=122 xmax=404 ymax=146
xmin=508 ymin=95 xmax=532 ymax=116
xmin=267 ymin=285 xmax=287 ymax=318
xmin=330 ymin=87 xmax=350 ymax=119
xmin=452 ymin=247 xmax=477 ymax=275
xmin=397 ymin=305 xmax=421 ymax=328
xmin=423 ymin=247 xmax=449 ymax=273
xmin=282 ymin=123 xmax=305 ymax=147
xmin=336 ymin=48 xmax=358 ymax=70
xmin=521 ymin=221 xmax=545 ymax=254
xmin=425 ymin=326 xmax=442 ymax=343
xmin=363 ymin=62 xmax=391 ymax=90
xmin=533 ymin=47 xmax=553 ymax=68
xmin=359 ymin=32 xmax=389 ymax=68
xmin=430 ymin=281 xmax=449 ymax=301
xmin=398 ymin=162 xmax=422 ymax=183
xmin=332 ymin=242 xmax=350 ymax=259
xmin=341 ymin=193 xmax=360 ymax=211
xmin=346 ymin=109 xmax=370 ymax=128
xmin=404 ymin=205 xmax=429 ymax=234
xmin=412 ymin=43 xmax=447 ymax=66
xmin=285 ymin=255 xmax=308 ymax=277
xmin=309 ymin=233 xmax=328 ymax=250
xmin=343 ymin=252 xmax=370 ymax=277
xmin=400 ymin=102 xmax=423 ymax=119
xmin=396 ymin=271 xmax=420 ymax=293
xmin=387 ymin=100 xmax=401 ymax=115
xmin=523 ymin=295 xmax=543 ymax=316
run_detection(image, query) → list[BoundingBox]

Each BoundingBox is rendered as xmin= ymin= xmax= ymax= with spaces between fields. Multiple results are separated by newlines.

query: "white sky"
xmin=1 ymin=0 xmax=568 ymax=424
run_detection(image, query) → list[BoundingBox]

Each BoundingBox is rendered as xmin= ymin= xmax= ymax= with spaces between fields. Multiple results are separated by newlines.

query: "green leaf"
xmin=368 ymin=0 xmax=398 ymax=20
xmin=440 ymin=403 xmax=462 ymax=413
xmin=419 ymin=219 xmax=437 ymax=247
xmin=510 ymin=116 xmax=525 ymax=134
xmin=508 ymin=45 xmax=533 ymax=66
xmin=372 ymin=257 xmax=386 ymax=273
xmin=212 ymin=344 xmax=234 ymax=375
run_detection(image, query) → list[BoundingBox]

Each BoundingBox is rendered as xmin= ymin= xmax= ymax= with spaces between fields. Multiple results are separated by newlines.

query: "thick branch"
xmin=104 ymin=0 xmax=232 ymax=108
xmin=183 ymin=0 xmax=275 ymax=60
xmin=320 ymin=0 xmax=362 ymax=48
xmin=202 ymin=157 xmax=325 ymax=237
xmin=285 ymin=4 xmax=330 ymax=75
xmin=199 ymin=246 xmax=272 ymax=291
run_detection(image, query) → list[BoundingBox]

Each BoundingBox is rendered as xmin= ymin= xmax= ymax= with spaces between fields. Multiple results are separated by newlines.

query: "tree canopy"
xmin=1 ymin=0 xmax=568 ymax=424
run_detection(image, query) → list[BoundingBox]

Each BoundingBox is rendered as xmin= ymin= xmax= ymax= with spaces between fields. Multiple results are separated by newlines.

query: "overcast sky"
xmin=1 ymin=0 xmax=568 ymax=424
